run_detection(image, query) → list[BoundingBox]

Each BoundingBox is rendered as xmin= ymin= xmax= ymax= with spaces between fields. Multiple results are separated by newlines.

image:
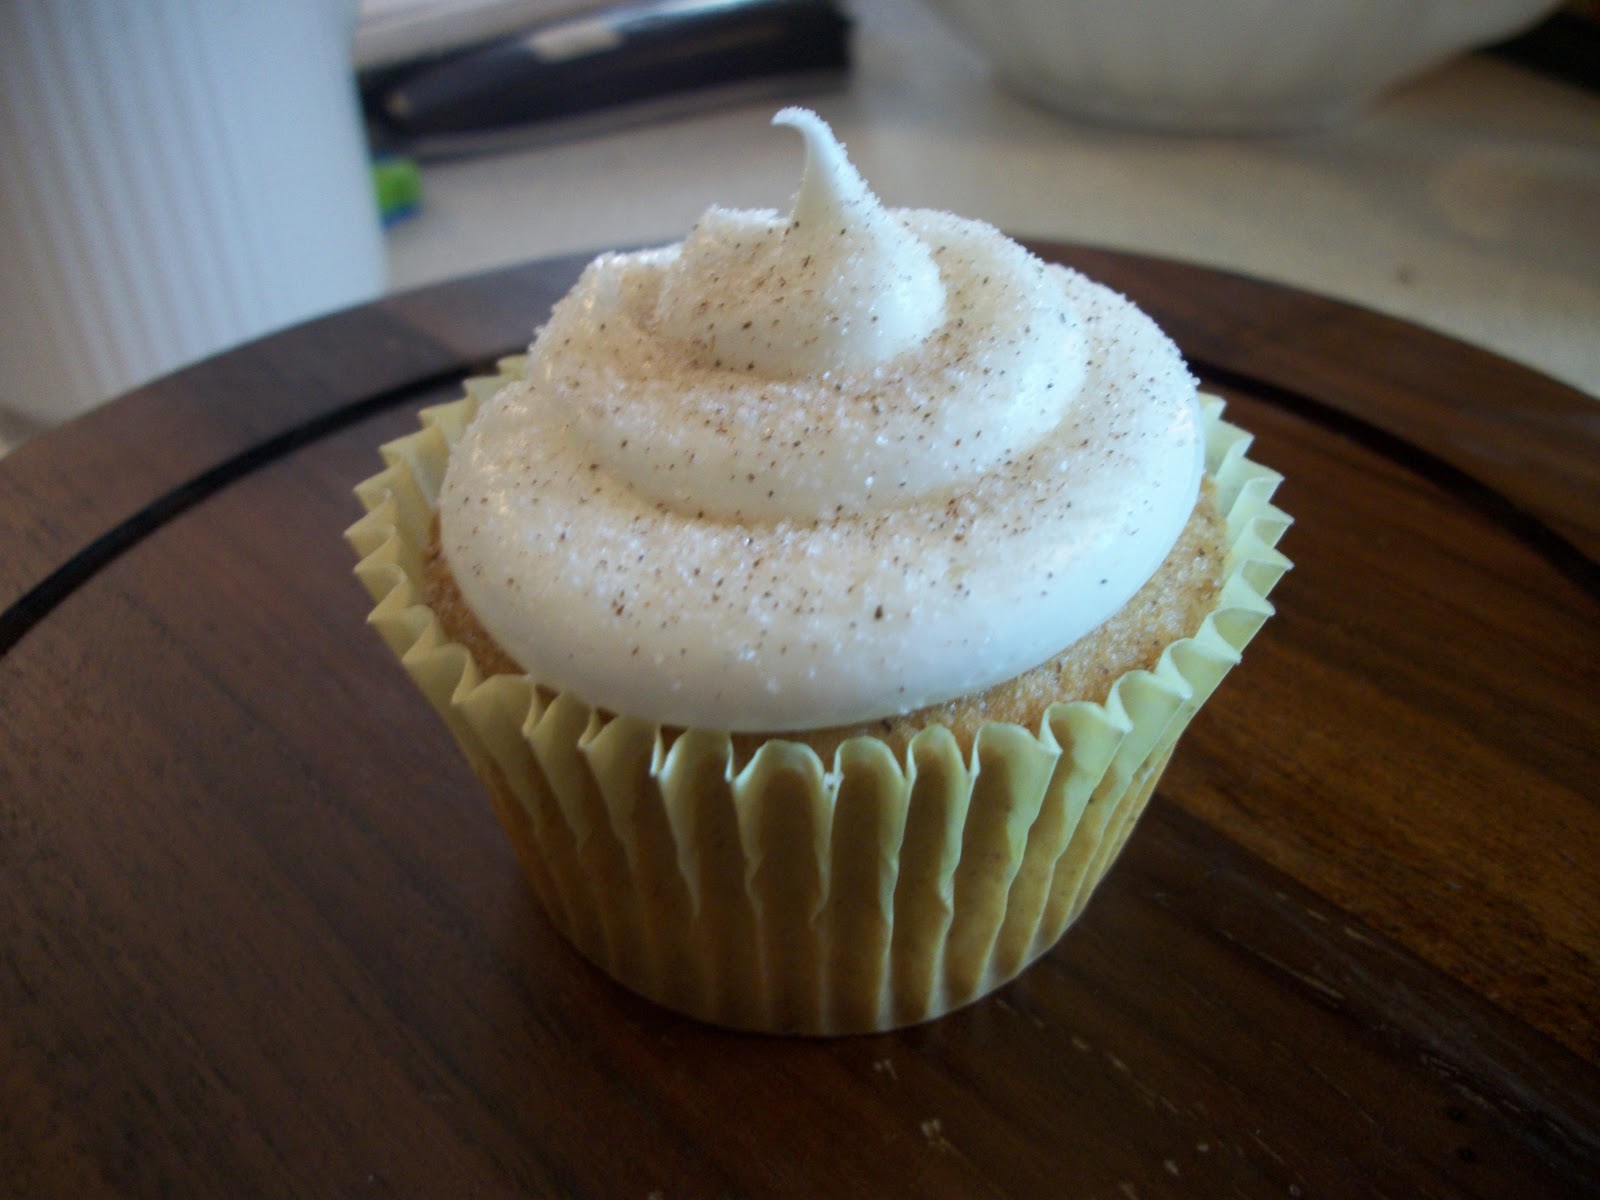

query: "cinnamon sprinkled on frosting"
xmin=439 ymin=109 xmax=1202 ymax=731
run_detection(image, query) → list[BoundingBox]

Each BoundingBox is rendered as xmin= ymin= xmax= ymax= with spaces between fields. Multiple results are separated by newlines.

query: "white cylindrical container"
xmin=0 ymin=0 xmax=386 ymax=426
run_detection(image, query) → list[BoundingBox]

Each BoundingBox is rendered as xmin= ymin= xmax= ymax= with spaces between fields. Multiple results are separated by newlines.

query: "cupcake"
xmin=347 ymin=109 xmax=1290 ymax=1034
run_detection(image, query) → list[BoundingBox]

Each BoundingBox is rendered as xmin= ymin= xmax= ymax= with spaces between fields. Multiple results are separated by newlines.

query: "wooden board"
xmin=3 ymin=244 xmax=1596 ymax=1198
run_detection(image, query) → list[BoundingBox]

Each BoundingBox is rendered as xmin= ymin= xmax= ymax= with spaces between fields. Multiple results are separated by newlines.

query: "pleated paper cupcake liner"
xmin=347 ymin=362 xmax=1291 ymax=1033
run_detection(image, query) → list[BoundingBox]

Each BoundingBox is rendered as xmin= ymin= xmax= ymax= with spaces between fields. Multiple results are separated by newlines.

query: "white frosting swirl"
xmin=440 ymin=109 xmax=1203 ymax=732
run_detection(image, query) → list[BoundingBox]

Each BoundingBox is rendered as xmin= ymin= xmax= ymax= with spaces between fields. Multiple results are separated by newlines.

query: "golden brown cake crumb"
xmin=423 ymin=481 xmax=1224 ymax=764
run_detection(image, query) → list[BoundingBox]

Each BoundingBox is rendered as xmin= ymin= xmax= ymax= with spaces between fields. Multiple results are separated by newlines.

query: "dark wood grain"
xmin=2 ymin=245 xmax=1596 ymax=1199
xmin=0 ymin=253 xmax=589 ymax=642
xmin=1055 ymin=244 xmax=1600 ymax=568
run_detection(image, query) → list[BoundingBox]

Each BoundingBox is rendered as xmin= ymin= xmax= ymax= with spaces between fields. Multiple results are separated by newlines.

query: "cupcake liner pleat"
xmin=346 ymin=373 xmax=1291 ymax=1033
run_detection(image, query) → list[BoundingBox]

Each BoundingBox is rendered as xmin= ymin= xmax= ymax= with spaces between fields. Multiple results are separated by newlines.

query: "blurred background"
xmin=1 ymin=0 xmax=1596 ymax=455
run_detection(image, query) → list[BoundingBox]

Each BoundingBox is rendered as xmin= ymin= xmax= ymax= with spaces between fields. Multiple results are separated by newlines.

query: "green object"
xmin=372 ymin=154 xmax=422 ymax=226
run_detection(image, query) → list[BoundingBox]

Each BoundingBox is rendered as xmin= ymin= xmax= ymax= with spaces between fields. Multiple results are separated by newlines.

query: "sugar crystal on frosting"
xmin=438 ymin=110 xmax=1202 ymax=731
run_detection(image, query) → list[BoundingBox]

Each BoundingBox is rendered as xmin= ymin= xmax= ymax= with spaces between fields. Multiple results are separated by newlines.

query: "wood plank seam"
xmin=0 ymin=363 xmax=497 ymax=658
xmin=1192 ymin=359 xmax=1600 ymax=601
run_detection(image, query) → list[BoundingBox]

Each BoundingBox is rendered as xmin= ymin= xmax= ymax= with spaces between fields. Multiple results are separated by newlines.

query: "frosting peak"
xmin=652 ymin=107 xmax=945 ymax=377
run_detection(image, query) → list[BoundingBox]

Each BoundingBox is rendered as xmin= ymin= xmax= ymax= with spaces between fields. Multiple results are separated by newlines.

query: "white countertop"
xmin=385 ymin=0 xmax=1600 ymax=401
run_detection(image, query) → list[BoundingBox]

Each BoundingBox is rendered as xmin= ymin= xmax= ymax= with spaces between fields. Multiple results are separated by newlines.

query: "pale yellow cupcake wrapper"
xmin=346 ymin=368 xmax=1291 ymax=1033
